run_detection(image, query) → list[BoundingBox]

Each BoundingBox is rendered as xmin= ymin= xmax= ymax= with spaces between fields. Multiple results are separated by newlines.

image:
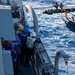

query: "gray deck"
xmin=17 ymin=63 xmax=34 ymax=75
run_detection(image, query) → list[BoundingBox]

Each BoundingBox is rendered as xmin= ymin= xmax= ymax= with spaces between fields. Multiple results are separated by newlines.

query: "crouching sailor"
xmin=16 ymin=25 xmax=30 ymax=64
xmin=24 ymin=31 xmax=36 ymax=67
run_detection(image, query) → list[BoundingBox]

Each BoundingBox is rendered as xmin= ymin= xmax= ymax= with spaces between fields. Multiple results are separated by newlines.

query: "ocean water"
xmin=23 ymin=1 xmax=75 ymax=75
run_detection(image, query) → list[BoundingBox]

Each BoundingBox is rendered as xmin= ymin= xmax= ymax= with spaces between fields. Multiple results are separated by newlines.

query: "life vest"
xmin=18 ymin=25 xmax=30 ymax=45
xmin=26 ymin=36 xmax=36 ymax=49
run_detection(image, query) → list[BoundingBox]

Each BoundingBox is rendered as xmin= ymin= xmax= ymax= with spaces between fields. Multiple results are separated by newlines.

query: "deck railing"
xmin=23 ymin=4 xmax=69 ymax=75
xmin=31 ymin=39 xmax=69 ymax=75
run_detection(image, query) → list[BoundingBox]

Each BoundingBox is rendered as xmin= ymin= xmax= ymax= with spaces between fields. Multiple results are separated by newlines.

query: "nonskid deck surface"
xmin=17 ymin=63 xmax=34 ymax=75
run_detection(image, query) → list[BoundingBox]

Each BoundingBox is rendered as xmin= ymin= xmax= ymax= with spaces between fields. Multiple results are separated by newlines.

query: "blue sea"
xmin=23 ymin=1 xmax=75 ymax=75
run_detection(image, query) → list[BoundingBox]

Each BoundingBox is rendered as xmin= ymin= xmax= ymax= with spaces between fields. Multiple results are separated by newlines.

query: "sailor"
xmin=14 ymin=40 xmax=21 ymax=72
xmin=16 ymin=24 xmax=30 ymax=64
xmin=60 ymin=3 xmax=63 ymax=9
xmin=11 ymin=2 xmax=20 ymax=11
xmin=24 ymin=31 xmax=36 ymax=66
xmin=54 ymin=2 xmax=58 ymax=10
xmin=11 ymin=2 xmax=20 ymax=18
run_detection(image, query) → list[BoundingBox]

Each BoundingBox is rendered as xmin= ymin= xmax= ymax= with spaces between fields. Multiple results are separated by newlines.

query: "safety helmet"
xmin=30 ymin=31 xmax=36 ymax=37
xmin=18 ymin=25 xmax=24 ymax=31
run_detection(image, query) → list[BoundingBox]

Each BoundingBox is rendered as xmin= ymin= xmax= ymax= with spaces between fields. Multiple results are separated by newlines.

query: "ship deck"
xmin=17 ymin=62 xmax=35 ymax=75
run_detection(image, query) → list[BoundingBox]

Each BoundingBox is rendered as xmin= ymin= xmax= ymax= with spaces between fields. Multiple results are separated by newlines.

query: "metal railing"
xmin=23 ymin=4 xmax=69 ymax=75
xmin=31 ymin=39 xmax=69 ymax=75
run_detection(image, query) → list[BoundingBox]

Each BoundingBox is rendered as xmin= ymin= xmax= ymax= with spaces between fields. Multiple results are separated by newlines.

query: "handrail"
xmin=54 ymin=50 xmax=69 ymax=75
xmin=23 ymin=4 xmax=39 ymax=35
xmin=22 ymin=5 xmax=69 ymax=75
